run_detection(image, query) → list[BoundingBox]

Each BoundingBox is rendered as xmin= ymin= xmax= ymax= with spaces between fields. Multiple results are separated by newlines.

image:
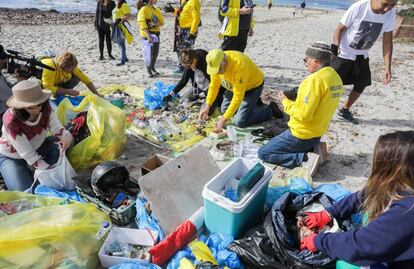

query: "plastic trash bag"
xmin=205 ymin=233 xmax=241 ymax=269
xmin=34 ymin=153 xmax=77 ymax=191
xmin=143 ymin=81 xmax=175 ymax=110
xmin=135 ymin=195 xmax=165 ymax=241
xmin=34 ymin=184 xmax=84 ymax=202
xmin=315 ymin=184 xmax=351 ymax=202
xmin=109 ymin=260 xmax=162 ymax=269
xmin=112 ymin=23 xmax=125 ymax=44
xmin=0 ymin=191 xmax=109 ymax=269
xmin=56 ymin=93 xmax=126 ymax=169
xmin=230 ymin=192 xmax=350 ymax=269
xmin=142 ymin=35 xmax=159 ymax=67
xmin=266 ymin=178 xmax=313 ymax=209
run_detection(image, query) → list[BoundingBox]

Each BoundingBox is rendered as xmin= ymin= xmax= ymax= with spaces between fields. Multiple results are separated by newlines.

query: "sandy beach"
xmin=1 ymin=6 xmax=413 ymax=191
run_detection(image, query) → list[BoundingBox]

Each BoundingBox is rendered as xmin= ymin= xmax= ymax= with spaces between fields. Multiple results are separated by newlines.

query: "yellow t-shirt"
xmin=178 ymin=0 xmax=201 ymax=35
xmin=112 ymin=3 xmax=131 ymax=20
xmin=137 ymin=6 xmax=164 ymax=38
xmin=40 ymin=58 xmax=91 ymax=96
xmin=282 ymin=66 xmax=344 ymax=139
xmin=206 ymin=51 xmax=264 ymax=120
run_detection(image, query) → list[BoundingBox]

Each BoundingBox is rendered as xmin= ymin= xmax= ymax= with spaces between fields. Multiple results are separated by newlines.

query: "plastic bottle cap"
xmin=102 ymin=221 xmax=110 ymax=228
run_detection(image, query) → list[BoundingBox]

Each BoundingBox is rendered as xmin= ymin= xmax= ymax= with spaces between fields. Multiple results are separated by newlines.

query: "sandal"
xmin=251 ymin=128 xmax=273 ymax=139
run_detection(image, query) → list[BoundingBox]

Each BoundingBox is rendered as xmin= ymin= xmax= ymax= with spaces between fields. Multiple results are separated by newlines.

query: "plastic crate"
xmin=76 ymin=186 xmax=136 ymax=226
xmin=202 ymin=158 xmax=272 ymax=238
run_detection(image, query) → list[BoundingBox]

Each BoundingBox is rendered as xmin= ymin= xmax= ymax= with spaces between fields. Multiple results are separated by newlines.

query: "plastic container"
xmin=226 ymin=126 xmax=237 ymax=141
xmin=202 ymin=158 xmax=272 ymax=238
xmin=96 ymin=221 xmax=112 ymax=240
xmin=76 ymin=186 xmax=136 ymax=226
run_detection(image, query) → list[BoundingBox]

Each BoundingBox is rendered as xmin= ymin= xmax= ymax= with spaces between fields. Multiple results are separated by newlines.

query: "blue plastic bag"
xmin=315 ymin=184 xmax=351 ymax=202
xmin=135 ymin=195 xmax=165 ymax=240
xmin=206 ymin=233 xmax=241 ymax=269
xmin=166 ymin=247 xmax=194 ymax=269
xmin=109 ymin=260 xmax=161 ymax=269
xmin=34 ymin=184 xmax=84 ymax=202
xmin=143 ymin=81 xmax=175 ymax=110
xmin=266 ymin=178 xmax=313 ymax=208
xmin=53 ymin=95 xmax=85 ymax=107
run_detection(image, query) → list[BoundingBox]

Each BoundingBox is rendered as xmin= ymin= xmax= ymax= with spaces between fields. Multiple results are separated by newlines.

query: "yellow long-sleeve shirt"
xmin=40 ymin=58 xmax=91 ymax=96
xmin=178 ymin=0 xmax=201 ymax=35
xmin=206 ymin=51 xmax=264 ymax=120
xmin=282 ymin=66 xmax=343 ymax=139
xmin=137 ymin=5 xmax=164 ymax=38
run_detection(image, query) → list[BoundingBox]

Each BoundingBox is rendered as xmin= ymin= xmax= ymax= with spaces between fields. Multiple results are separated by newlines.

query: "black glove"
xmin=163 ymin=94 xmax=173 ymax=103
xmin=163 ymin=4 xmax=175 ymax=13
xmin=189 ymin=33 xmax=197 ymax=40
xmin=331 ymin=44 xmax=338 ymax=56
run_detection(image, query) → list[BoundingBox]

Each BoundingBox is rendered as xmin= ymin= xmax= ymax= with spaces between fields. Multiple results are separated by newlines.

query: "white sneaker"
xmin=302 ymin=152 xmax=320 ymax=177
xmin=313 ymin=142 xmax=328 ymax=164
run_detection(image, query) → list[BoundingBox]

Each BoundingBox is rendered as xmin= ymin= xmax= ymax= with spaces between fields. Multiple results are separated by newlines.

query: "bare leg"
xmin=344 ymin=89 xmax=362 ymax=110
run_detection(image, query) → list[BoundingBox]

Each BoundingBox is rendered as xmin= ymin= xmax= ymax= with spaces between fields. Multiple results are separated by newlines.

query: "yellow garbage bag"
xmin=179 ymin=240 xmax=230 ymax=269
xmin=0 ymin=191 xmax=110 ymax=269
xmin=56 ymin=93 xmax=126 ymax=169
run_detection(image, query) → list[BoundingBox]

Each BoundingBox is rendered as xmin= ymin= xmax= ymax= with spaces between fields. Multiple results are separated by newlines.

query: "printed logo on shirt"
xmin=220 ymin=78 xmax=233 ymax=90
xmin=350 ymin=21 xmax=383 ymax=50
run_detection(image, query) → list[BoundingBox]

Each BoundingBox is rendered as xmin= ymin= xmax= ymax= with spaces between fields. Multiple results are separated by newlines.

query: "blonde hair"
xmin=362 ymin=131 xmax=414 ymax=222
xmin=56 ymin=51 xmax=78 ymax=72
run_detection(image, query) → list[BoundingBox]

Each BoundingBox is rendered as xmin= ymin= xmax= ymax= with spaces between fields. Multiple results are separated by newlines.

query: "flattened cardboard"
xmin=138 ymin=145 xmax=220 ymax=234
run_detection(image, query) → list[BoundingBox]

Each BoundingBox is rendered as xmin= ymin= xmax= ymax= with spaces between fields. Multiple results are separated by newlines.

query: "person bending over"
xmin=40 ymin=51 xmax=100 ymax=97
xmin=332 ymin=0 xmax=397 ymax=124
xmin=258 ymin=42 xmax=343 ymax=174
xmin=200 ymin=49 xmax=283 ymax=131
xmin=164 ymin=49 xmax=225 ymax=114
xmin=301 ymin=130 xmax=414 ymax=269
xmin=0 ymin=80 xmax=73 ymax=191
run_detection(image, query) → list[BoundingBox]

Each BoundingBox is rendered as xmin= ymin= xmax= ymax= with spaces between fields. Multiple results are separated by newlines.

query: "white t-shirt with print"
xmin=339 ymin=0 xmax=396 ymax=60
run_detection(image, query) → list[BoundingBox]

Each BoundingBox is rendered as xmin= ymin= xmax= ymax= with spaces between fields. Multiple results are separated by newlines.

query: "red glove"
xmin=300 ymin=232 xmax=317 ymax=252
xmin=304 ymin=210 xmax=331 ymax=230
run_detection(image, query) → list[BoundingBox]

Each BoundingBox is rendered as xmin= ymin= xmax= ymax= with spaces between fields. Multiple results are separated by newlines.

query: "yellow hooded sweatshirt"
xmin=206 ymin=51 xmax=264 ymax=120
xmin=282 ymin=66 xmax=344 ymax=139
xmin=137 ymin=5 xmax=164 ymax=38
xmin=178 ymin=0 xmax=201 ymax=35
xmin=40 ymin=58 xmax=91 ymax=96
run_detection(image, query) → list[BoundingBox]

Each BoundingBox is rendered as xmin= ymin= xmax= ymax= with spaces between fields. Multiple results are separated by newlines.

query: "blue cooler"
xmin=202 ymin=158 xmax=272 ymax=238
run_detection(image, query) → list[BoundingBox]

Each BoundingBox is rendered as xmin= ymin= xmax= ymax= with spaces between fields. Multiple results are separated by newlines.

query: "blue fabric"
xmin=0 ymin=136 xmax=60 ymax=191
xmin=34 ymin=184 xmax=84 ymax=202
xmin=258 ymin=129 xmax=320 ymax=168
xmin=316 ymin=192 xmax=414 ymax=269
xmin=220 ymin=84 xmax=272 ymax=128
xmin=143 ymin=81 xmax=175 ymax=110
xmin=109 ymin=260 xmax=161 ymax=269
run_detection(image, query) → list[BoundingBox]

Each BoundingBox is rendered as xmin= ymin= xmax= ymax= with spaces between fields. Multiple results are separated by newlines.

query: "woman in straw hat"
xmin=0 ymin=80 xmax=73 ymax=191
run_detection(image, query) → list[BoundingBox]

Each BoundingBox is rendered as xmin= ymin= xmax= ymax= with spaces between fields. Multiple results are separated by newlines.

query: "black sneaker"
xmin=147 ymin=69 xmax=155 ymax=78
xmin=108 ymin=54 xmax=116 ymax=60
xmin=152 ymin=69 xmax=160 ymax=76
xmin=116 ymin=62 xmax=125 ymax=66
xmin=268 ymin=101 xmax=284 ymax=119
xmin=338 ymin=108 xmax=358 ymax=124
xmin=99 ymin=56 xmax=104 ymax=61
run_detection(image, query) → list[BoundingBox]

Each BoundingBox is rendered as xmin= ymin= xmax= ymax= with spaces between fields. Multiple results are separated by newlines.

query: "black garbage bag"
xmin=229 ymin=192 xmax=348 ymax=269
xmin=265 ymin=192 xmax=337 ymax=268
xmin=228 ymin=225 xmax=289 ymax=269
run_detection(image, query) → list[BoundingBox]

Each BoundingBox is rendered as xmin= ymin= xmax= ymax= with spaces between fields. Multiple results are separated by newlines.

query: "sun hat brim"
xmin=6 ymin=90 xmax=51 ymax=109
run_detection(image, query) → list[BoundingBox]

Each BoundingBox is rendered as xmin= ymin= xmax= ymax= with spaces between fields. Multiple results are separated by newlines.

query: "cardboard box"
xmin=99 ymin=227 xmax=158 ymax=268
xmin=141 ymin=154 xmax=172 ymax=176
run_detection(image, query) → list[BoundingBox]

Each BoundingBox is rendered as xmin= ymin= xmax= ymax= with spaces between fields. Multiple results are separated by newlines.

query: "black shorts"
xmin=331 ymin=55 xmax=371 ymax=93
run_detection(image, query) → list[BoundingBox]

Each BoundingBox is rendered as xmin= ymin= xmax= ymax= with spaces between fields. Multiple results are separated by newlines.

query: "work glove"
xmin=189 ymin=33 xmax=197 ymax=40
xmin=300 ymin=232 xmax=317 ymax=252
xmin=163 ymin=3 xmax=175 ymax=13
xmin=330 ymin=43 xmax=339 ymax=56
xmin=163 ymin=94 xmax=173 ymax=103
xmin=304 ymin=210 xmax=332 ymax=230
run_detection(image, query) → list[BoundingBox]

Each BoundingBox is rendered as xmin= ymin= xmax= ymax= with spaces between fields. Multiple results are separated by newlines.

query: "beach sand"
xmin=1 ymin=6 xmax=413 ymax=191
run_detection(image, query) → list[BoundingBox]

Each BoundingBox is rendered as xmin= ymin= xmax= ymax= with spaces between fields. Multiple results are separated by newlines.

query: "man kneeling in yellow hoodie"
xmin=258 ymin=42 xmax=343 ymax=174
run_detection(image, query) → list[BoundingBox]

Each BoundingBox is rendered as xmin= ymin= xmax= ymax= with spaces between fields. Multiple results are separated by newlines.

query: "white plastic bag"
xmin=141 ymin=34 xmax=159 ymax=67
xmin=34 ymin=154 xmax=77 ymax=191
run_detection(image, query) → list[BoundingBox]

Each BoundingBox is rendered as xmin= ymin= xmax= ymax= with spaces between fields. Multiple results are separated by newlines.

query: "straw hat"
xmin=7 ymin=80 xmax=51 ymax=109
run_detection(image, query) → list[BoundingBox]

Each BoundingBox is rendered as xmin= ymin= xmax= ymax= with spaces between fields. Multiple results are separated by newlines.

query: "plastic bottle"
xmin=96 ymin=221 xmax=112 ymax=240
